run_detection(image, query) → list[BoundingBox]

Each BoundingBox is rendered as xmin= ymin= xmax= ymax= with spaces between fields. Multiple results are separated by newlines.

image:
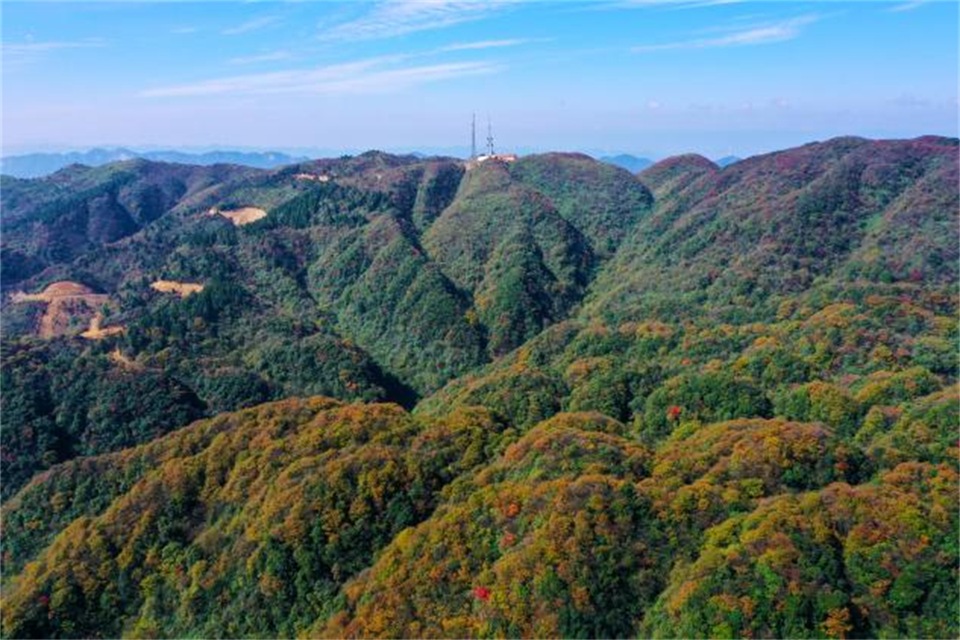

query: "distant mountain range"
xmin=598 ymin=154 xmax=654 ymax=173
xmin=3 ymin=148 xmax=747 ymax=179
xmin=0 ymin=148 xmax=310 ymax=178
xmin=598 ymin=153 xmax=742 ymax=173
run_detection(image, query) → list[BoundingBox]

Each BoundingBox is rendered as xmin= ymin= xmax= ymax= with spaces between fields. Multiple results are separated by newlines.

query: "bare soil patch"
xmin=11 ymin=281 xmax=98 ymax=303
xmin=80 ymin=314 xmax=125 ymax=340
xmin=294 ymin=173 xmax=331 ymax=183
xmin=151 ymin=280 xmax=204 ymax=298
xmin=209 ymin=206 xmax=267 ymax=226
xmin=109 ymin=348 xmax=142 ymax=371
xmin=11 ymin=281 xmax=109 ymax=339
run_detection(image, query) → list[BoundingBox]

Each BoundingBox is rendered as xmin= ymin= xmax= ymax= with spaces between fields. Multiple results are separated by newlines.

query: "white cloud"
xmin=229 ymin=50 xmax=292 ymax=65
xmin=596 ymin=0 xmax=744 ymax=9
xmin=439 ymin=38 xmax=536 ymax=52
xmin=887 ymin=1 xmax=927 ymax=13
xmin=2 ymin=39 xmax=104 ymax=55
xmin=140 ymin=57 xmax=498 ymax=98
xmin=671 ymin=0 xmax=746 ymax=9
xmin=319 ymin=0 xmax=511 ymax=42
xmin=171 ymin=26 xmax=198 ymax=35
xmin=222 ymin=16 xmax=280 ymax=36
xmin=1 ymin=39 xmax=106 ymax=63
xmin=632 ymin=14 xmax=819 ymax=52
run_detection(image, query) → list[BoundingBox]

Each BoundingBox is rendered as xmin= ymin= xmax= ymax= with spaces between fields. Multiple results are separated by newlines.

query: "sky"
xmin=2 ymin=0 xmax=958 ymax=159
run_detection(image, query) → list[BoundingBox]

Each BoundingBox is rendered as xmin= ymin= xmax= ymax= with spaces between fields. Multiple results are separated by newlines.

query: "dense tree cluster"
xmin=0 ymin=340 xmax=204 ymax=499
xmin=1 ymin=399 xmax=513 ymax=638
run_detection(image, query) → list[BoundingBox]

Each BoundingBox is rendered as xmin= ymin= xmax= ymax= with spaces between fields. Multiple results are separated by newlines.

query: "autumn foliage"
xmin=1 ymin=137 xmax=957 ymax=638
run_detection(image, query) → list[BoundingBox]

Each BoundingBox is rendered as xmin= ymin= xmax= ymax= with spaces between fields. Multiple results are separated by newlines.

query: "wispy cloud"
xmin=2 ymin=38 xmax=106 ymax=63
xmin=222 ymin=15 xmax=280 ymax=36
xmin=229 ymin=50 xmax=292 ymax=65
xmin=676 ymin=0 xmax=744 ymax=9
xmin=140 ymin=56 xmax=498 ymax=98
xmin=319 ymin=0 xmax=511 ymax=42
xmin=632 ymin=14 xmax=819 ymax=52
xmin=439 ymin=38 xmax=545 ymax=52
xmin=171 ymin=26 xmax=198 ymax=35
xmin=887 ymin=1 xmax=927 ymax=13
xmin=595 ymin=0 xmax=744 ymax=9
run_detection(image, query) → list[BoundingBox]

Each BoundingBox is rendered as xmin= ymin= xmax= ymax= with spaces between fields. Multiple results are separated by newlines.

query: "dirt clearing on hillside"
xmin=294 ymin=173 xmax=330 ymax=182
xmin=11 ymin=281 xmax=109 ymax=339
xmin=209 ymin=206 xmax=267 ymax=226
xmin=109 ymin=348 xmax=143 ymax=370
xmin=80 ymin=313 xmax=125 ymax=340
xmin=151 ymin=280 xmax=204 ymax=298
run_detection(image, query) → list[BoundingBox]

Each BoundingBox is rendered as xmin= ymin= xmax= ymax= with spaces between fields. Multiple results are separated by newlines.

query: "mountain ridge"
xmin=1 ymin=134 xmax=957 ymax=639
xmin=0 ymin=148 xmax=310 ymax=179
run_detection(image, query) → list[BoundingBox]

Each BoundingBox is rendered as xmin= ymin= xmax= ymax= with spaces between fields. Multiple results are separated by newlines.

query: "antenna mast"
xmin=471 ymin=113 xmax=476 ymax=159
xmin=486 ymin=116 xmax=495 ymax=156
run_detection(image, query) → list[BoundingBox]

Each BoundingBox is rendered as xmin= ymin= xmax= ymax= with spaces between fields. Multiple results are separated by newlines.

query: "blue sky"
xmin=2 ymin=1 xmax=958 ymax=159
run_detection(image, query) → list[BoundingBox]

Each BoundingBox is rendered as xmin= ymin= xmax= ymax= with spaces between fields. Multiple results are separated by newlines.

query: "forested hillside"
xmin=1 ymin=136 xmax=957 ymax=638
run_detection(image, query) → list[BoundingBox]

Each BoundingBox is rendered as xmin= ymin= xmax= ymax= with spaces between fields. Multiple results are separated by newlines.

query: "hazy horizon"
xmin=3 ymin=0 xmax=959 ymax=159
xmin=3 ymin=133 xmax=957 ymax=166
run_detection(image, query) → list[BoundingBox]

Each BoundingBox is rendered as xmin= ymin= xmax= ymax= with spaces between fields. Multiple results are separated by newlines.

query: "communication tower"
xmin=486 ymin=117 xmax=495 ymax=156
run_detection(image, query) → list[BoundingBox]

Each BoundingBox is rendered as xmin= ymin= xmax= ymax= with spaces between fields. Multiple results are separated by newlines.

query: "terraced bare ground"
xmin=10 ymin=281 xmax=109 ymax=338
